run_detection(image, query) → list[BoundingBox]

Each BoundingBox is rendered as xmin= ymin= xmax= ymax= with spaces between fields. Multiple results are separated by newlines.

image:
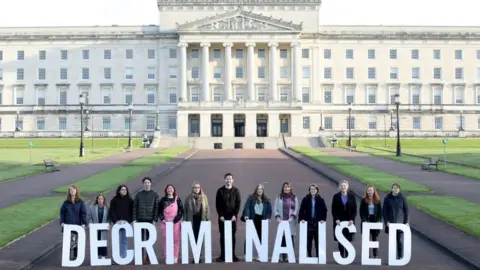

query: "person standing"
xmin=60 ymin=185 xmax=87 ymax=261
xmin=273 ymin=182 xmax=299 ymax=263
xmin=331 ymin=180 xmax=357 ymax=259
xmin=215 ymin=173 xmax=241 ymax=262
xmin=159 ymin=184 xmax=183 ymax=264
xmin=298 ymin=184 xmax=328 ymax=258
xmin=109 ymin=185 xmax=134 ymax=259
xmin=359 ymin=185 xmax=382 ymax=259
xmin=133 ymin=177 xmax=159 ymax=265
xmin=383 ymin=183 xmax=409 ymax=260
xmin=88 ymin=194 xmax=110 ymax=259
xmin=184 ymin=182 xmax=210 ymax=263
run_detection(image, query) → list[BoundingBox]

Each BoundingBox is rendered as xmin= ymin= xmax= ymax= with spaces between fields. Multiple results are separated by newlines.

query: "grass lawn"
xmin=0 ymin=196 xmax=64 ymax=248
xmin=292 ymin=146 xmax=431 ymax=193
xmin=53 ymin=146 xmax=189 ymax=194
xmin=407 ymin=195 xmax=480 ymax=238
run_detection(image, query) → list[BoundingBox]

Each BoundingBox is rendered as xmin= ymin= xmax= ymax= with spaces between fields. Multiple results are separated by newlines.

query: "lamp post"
xmin=318 ymin=111 xmax=324 ymax=131
xmin=128 ymin=103 xmax=133 ymax=149
xmin=79 ymin=94 xmax=85 ymax=157
xmin=459 ymin=110 xmax=464 ymax=131
xmin=389 ymin=110 xmax=394 ymax=131
xmin=155 ymin=110 xmax=160 ymax=131
xmin=84 ymin=110 xmax=90 ymax=131
xmin=15 ymin=110 xmax=20 ymax=131
xmin=394 ymin=94 xmax=401 ymax=156
xmin=348 ymin=102 xmax=352 ymax=147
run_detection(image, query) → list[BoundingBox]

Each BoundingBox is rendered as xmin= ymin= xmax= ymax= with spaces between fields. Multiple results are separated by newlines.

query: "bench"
xmin=43 ymin=159 xmax=59 ymax=172
xmin=349 ymin=145 xmax=357 ymax=152
xmin=421 ymin=157 xmax=439 ymax=171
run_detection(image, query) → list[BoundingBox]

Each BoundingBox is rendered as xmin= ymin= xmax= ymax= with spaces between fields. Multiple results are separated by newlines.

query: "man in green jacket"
xmin=133 ymin=177 xmax=159 ymax=264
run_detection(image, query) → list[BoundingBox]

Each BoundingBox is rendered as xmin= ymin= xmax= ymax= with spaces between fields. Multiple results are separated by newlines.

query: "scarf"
xmin=192 ymin=193 xmax=202 ymax=214
xmin=281 ymin=193 xmax=294 ymax=220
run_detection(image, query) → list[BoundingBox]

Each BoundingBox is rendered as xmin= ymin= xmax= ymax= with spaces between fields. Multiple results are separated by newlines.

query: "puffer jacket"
xmin=133 ymin=190 xmax=159 ymax=222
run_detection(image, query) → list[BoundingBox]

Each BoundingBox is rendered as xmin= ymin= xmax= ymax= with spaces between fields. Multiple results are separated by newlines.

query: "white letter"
xmin=61 ymin=225 xmax=86 ymax=267
xmin=112 ymin=223 xmax=134 ymax=265
xmin=245 ymin=219 xmax=269 ymax=262
xmin=133 ymin=222 xmax=158 ymax=265
xmin=361 ymin=222 xmax=383 ymax=265
xmin=89 ymin=223 xmax=111 ymax=266
xmin=333 ymin=221 xmax=356 ymax=265
xmin=271 ymin=221 xmax=295 ymax=263
xmin=388 ymin=223 xmax=412 ymax=266
xmin=165 ymin=222 xmax=174 ymax=265
xmin=298 ymin=222 xmax=316 ymax=264
xmin=317 ymin=222 xmax=327 ymax=264
xmin=224 ymin=220 xmax=233 ymax=263
xmin=181 ymin=221 xmax=212 ymax=264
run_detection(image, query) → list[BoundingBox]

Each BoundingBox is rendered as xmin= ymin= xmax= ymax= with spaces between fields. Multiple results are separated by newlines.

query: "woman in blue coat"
xmin=60 ymin=184 xmax=87 ymax=260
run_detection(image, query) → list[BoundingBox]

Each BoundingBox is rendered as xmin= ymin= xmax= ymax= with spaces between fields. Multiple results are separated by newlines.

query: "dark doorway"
xmin=211 ymin=114 xmax=223 ymax=137
xmin=257 ymin=119 xmax=267 ymax=137
xmin=234 ymin=120 xmax=245 ymax=137
xmin=189 ymin=114 xmax=200 ymax=137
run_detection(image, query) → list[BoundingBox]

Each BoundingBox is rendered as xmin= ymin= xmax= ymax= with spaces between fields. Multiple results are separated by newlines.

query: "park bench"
xmin=421 ymin=157 xmax=439 ymax=171
xmin=349 ymin=145 xmax=357 ymax=152
xmin=43 ymin=159 xmax=59 ymax=172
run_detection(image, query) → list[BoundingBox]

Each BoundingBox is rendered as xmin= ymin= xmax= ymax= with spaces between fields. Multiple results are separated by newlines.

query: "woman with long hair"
xmin=184 ymin=182 xmax=210 ymax=263
xmin=109 ymin=185 xmax=134 ymax=259
xmin=88 ymin=194 xmax=110 ymax=259
xmin=158 ymin=184 xmax=183 ymax=263
xmin=273 ymin=182 xmax=299 ymax=263
xmin=298 ymin=184 xmax=328 ymax=258
xmin=359 ymin=185 xmax=382 ymax=259
xmin=383 ymin=183 xmax=409 ymax=260
xmin=331 ymin=180 xmax=357 ymax=259
xmin=60 ymin=184 xmax=87 ymax=260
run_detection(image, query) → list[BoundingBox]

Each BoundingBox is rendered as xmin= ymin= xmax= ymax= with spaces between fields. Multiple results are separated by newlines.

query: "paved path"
xmin=35 ymin=150 xmax=470 ymax=269
xmin=321 ymin=148 xmax=480 ymax=204
xmin=0 ymin=148 xmax=159 ymax=209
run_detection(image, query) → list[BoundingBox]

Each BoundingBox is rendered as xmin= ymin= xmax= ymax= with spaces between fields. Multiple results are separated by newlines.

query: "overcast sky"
xmin=0 ymin=0 xmax=478 ymax=27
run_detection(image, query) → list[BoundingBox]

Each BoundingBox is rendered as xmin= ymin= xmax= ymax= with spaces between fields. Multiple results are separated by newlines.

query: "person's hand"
xmin=162 ymin=220 xmax=166 ymax=224
xmin=387 ymin=222 xmax=390 ymax=227
xmin=231 ymin=216 xmax=236 ymax=222
xmin=288 ymin=217 xmax=293 ymax=222
xmin=335 ymin=220 xmax=340 ymax=225
xmin=244 ymin=217 xmax=249 ymax=220
xmin=320 ymin=220 xmax=325 ymax=224
xmin=61 ymin=223 xmax=64 ymax=227
xmin=81 ymin=224 xmax=85 ymax=228
xmin=276 ymin=217 xmax=281 ymax=223
xmin=220 ymin=217 xmax=225 ymax=222
xmin=300 ymin=220 xmax=306 ymax=223
xmin=348 ymin=220 xmax=353 ymax=226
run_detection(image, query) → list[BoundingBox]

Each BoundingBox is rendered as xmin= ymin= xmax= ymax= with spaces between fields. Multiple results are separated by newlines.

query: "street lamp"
xmin=318 ymin=111 xmax=324 ymax=131
xmin=79 ymin=94 xmax=85 ymax=157
xmin=348 ymin=102 xmax=352 ymax=147
xmin=15 ymin=110 xmax=20 ymax=131
xmin=84 ymin=110 xmax=90 ymax=131
xmin=128 ymin=103 xmax=133 ymax=149
xmin=459 ymin=110 xmax=465 ymax=131
xmin=389 ymin=110 xmax=395 ymax=131
xmin=394 ymin=93 xmax=401 ymax=156
xmin=155 ymin=110 xmax=160 ymax=131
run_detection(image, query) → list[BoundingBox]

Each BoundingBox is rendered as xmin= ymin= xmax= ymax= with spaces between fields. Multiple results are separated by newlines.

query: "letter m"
xmin=181 ymin=221 xmax=212 ymax=264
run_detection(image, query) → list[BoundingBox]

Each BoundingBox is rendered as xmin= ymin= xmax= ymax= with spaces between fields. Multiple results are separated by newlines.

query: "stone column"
xmin=246 ymin=42 xmax=256 ymax=101
xmin=268 ymin=113 xmax=279 ymax=138
xmin=201 ymin=42 xmax=211 ymax=101
xmin=223 ymin=42 xmax=233 ymax=101
xmin=176 ymin=112 xmax=188 ymax=137
xmin=200 ymin=113 xmax=211 ymax=137
xmin=178 ymin=42 xmax=188 ymax=102
xmin=223 ymin=112 xmax=234 ymax=137
xmin=268 ymin=42 xmax=278 ymax=101
xmin=245 ymin=112 xmax=257 ymax=137
xmin=291 ymin=42 xmax=301 ymax=102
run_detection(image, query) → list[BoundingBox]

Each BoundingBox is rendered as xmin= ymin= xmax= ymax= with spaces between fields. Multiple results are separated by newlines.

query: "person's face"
xmin=392 ymin=185 xmax=400 ymax=195
xmin=309 ymin=186 xmax=317 ymax=196
xmin=120 ymin=186 xmax=127 ymax=196
xmin=367 ymin=187 xmax=374 ymax=197
xmin=166 ymin=186 xmax=174 ymax=196
xmin=283 ymin=184 xmax=291 ymax=193
xmin=256 ymin=186 xmax=264 ymax=196
xmin=143 ymin=180 xmax=151 ymax=190
xmin=225 ymin=175 xmax=233 ymax=186
xmin=97 ymin=196 xmax=104 ymax=205
xmin=193 ymin=185 xmax=201 ymax=194
xmin=340 ymin=183 xmax=348 ymax=193
xmin=69 ymin=187 xmax=76 ymax=196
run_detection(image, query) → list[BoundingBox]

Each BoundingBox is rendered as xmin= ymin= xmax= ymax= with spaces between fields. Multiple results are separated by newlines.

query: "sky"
xmin=0 ymin=0 xmax=478 ymax=27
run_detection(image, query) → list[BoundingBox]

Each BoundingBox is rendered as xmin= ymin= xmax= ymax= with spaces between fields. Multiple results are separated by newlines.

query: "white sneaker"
xmin=174 ymin=258 xmax=178 ymax=263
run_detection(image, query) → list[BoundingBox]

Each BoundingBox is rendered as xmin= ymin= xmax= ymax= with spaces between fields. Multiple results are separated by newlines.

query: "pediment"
xmin=176 ymin=7 xmax=302 ymax=33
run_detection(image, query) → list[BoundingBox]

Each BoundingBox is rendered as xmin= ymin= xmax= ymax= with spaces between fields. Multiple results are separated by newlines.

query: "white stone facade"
xmin=0 ymin=0 xmax=479 ymax=139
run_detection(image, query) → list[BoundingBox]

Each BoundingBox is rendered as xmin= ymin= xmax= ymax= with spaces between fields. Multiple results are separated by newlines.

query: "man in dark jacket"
xmin=133 ymin=177 xmax=159 ymax=264
xmin=215 ymin=173 xmax=241 ymax=262
xmin=383 ymin=183 xmax=409 ymax=259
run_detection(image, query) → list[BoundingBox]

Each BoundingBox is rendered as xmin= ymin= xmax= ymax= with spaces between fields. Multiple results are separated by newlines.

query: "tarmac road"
xmin=33 ymin=149 xmax=472 ymax=270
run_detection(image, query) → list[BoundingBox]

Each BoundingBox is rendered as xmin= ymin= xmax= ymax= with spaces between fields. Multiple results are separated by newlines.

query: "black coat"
xmin=215 ymin=186 xmax=241 ymax=220
xmin=109 ymin=195 xmax=134 ymax=223
xmin=298 ymin=194 xmax=328 ymax=231
xmin=359 ymin=198 xmax=382 ymax=235
xmin=331 ymin=191 xmax=357 ymax=241
xmin=382 ymin=192 xmax=409 ymax=234
xmin=60 ymin=199 xmax=88 ymax=227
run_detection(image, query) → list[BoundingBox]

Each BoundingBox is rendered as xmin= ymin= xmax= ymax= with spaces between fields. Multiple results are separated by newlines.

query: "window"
xmin=81 ymin=68 xmax=89 ymax=80
xmin=191 ymin=87 xmax=200 ymax=102
xmin=323 ymin=86 xmax=332 ymax=104
xmin=82 ymin=50 xmax=89 ymax=60
xmin=411 ymin=49 xmax=419 ymax=59
xmin=411 ymin=86 xmax=421 ymax=105
xmin=37 ymin=87 xmax=46 ymax=105
xmin=192 ymin=49 xmax=199 ymax=59
xmin=412 ymin=67 xmax=420 ymax=79
xmin=280 ymin=67 xmax=288 ymax=79
xmin=302 ymin=49 xmax=309 ymax=58
xmin=17 ymin=50 xmax=25 ymax=60
xmin=455 ymin=68 xmax=463 ymax=80
xmin=17 ymin=68 xmax=24 ymax=80
xmin=39 ymin=50 xmax=46 ymax=60
xmin=59 ymin=89 xmax=67 ymax=105
xmin=148 ymin=67 xmax=155 ymax=80
xmin=0 ymin=69 xmax=2 ymax=80
xmin=476 ymin=68 xmax=480 ymax=81
xmin=434 ymin=117 xmax=443 ymax=130
xmin=477 ymin=50 xmax=480 ymax=60
xmin=368 ymin=116 xmax=377 ymax=130
xmin=257 ymin=87 xmax=267 ymax=101
xmin=258 ymin=49 xmax=265 ymax=58
xmin=367 ymin=86 xmax=377 ymax=104
xmin=454 ymin=86 xmax=464 ymax=104
xmin=191 ymin=67 xmax=199 ymax=79
xmin=80 ymin=89 xmax=89 ymax=104
xmin=124 ymin=117 xmax=131 ymax=130
xmin=104 ymin=49 xmax=111 ymax=60
xmin=126 ymin=49 xmax=133 ymax=59
xmin=16 ymin=119 xmax=24 ymax=131
xmin=102 ymin=117 xmax=111 ymax=130
xmin=168 ymin=116 xmax=177 ymax=130
xmin=280 ymin=87 xmax=289 ymax=102
xmin=368 ymin=67 xmax=376 ymax=80
xmin=324 ymin=117 xmax=333 ymax=130
xmin=104 ymin=68 xmax=111 ymax=80
xmin=303 ymin=117 xmax=310 ymax=129
xmin=61 ymin=50 xmax=68 ymax=60
xmin=147 ymin=86 xmax=156 ymax=104
xmin=389 ymin=49 xmax=397 ymax=59
xmin=345 ymin=49 xmax=353 ymax=59
xmin=236 ymin=67 xmax=243 ymax=79
xmin=169 ymin=67 xmax=177 ymax=79
xmin=147 ymin=117 xmax=156 ymax=130
xmin=15 ymin=87 xmax=24 ymax=104
xmin=169 ymin=48 xmax=177 ymax=58
xmin=368 ymin=49 xmax=375 ymax=59
xmin=36 ymin=117 xmax=45 ymax=131
xmin=389 ymin=86 xmax=399 ymax=105
xmin=125 ymin=67 xmax=134 ymax=80
xmin=433 ymin=86 xmax=442 ymax=105
xmin=477 ymin=87 xmax=480 ymax=104
xmin=280 ymin=49 xmax=287 ymax=58
xmin=124 ymin=87 xmax=133 ymax=104
xmin=148 ymin=49 xmax=156 ymax=59
xmin=58 ymin=117 xmax=67 ymax=131
xmin=0 ymin=87 xmax=3 ymax=105
xmin=324 ymin=49 xmax=331 ymax=59
xmin=235 ymin=49 xmax=243 ymax=58
xmin=38 ymin=68 xmax=46 ymax=80
xmin=302 ymin=87 xmax=310 ymax=103
xmin=235 ymin=88 xmax=245 ymax=101
xmin=0 ymin=50 xmax=3 ymax=61
xmin=324 ymin=67 xmax=332 ymax=79
xmin=102 ymin=86 xmax=112 ymax=104
xmin=168 ymin=88 xmax=176 ymax=104
xmin=302 ymin=67 xmax=310 ymax=79
xmin=346 ymin=116 xmax=356 ymax=130
xmin=390 ymin=67 xmax=398 ymax=80
xmin=213 ymin=49 xmax=221 ymax=59
xmin=213 ymin=67 xmax=222 ymax=79
xmin=258 ymin=67 xmax=265 ymax=79
xmin=211 ymin=87 xmax=221 ymax=102
xmin=455 ymin=49 xmax=462 ymax=60
xmin=60 ymin=68 xmax=68 ymax=80
xmin=412 ymin=117 xmax=421 ymax=130
xmin=346 ymin=67 xmax=354 ymax=79
xmin=346 ymin=86 xmax=355 ymax=104
xmin=433 ymin=49 xmax=440 ymax=60
xmin=433 ymin=68 xmax=442 ymax=80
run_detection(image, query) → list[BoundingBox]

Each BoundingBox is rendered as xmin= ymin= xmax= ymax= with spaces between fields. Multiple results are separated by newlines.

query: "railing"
xmin=0 ymin=130 xmax=153 ymax=138
xmin=318 ymin=130 xmax=480 ymax=138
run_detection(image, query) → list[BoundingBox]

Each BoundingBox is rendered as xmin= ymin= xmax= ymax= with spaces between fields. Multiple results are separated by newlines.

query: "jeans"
xmin=337 ymin=229 xmax=353 ymax=258
xmin=119 ymin=228 xmax=128 ymax=258
xmin=306 ymin=229 xmax=318 ymax=257
xmin=396 ymin=231 xmax=404 ymax=259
